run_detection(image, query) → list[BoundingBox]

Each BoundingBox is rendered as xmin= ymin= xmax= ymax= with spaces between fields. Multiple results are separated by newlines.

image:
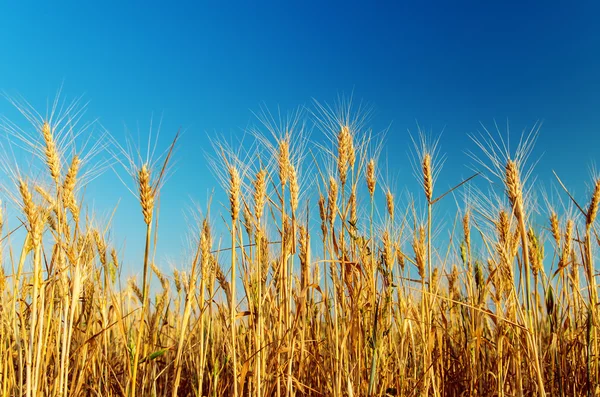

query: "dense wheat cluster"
xmin=0 ymin=96 xmax=599 ymax=397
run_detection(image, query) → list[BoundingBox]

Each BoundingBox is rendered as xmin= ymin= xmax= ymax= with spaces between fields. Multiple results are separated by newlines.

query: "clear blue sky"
xmin=1 ymin=1 xmax=599 ymax=274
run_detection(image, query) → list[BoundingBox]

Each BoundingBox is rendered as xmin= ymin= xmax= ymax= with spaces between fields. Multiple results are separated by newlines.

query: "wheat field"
xmin=0 ymin=96 xmax=598 ymax=397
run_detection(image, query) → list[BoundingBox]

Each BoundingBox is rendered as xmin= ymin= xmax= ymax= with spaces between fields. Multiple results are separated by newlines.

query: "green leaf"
xmin=139 ymin=348 xmax=169 ymax=363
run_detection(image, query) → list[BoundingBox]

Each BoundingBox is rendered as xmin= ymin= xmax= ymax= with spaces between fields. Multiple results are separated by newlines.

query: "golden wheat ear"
xmin=366 ymin=158 xmax=376 ymax=198
xmin=385 ymin=189 xmax=394 ymax=222
xmin=586 ymin=178 xmax=600 ymax=227
xmin=138 ymin=164 xmax=154 ymax=226
xmin=41 ymin=121 xmax=62 ymax=184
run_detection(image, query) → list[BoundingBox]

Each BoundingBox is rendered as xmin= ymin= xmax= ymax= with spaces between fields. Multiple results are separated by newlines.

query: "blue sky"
xmin=1 ymin=1 xmax=599 ymax=275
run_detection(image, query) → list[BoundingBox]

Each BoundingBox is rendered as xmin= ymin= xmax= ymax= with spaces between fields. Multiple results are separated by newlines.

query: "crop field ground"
xmin=0 ymin=95 xmax=598 ymax=396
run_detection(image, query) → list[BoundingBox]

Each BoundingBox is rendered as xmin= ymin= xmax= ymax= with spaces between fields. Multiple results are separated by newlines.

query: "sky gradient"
xmin=1 ymin=1 xmax=599 ymax=274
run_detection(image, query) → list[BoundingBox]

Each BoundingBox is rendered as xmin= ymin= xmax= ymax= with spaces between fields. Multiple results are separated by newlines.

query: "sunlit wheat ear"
xmin=208 ymin=137 xmax=256 ymax=228
xmin=495 ymin=209 xmax=510 ymax=246
xmin=151 ymin=262 xmax=169 ymax=290
xmin=109 ymin=248 xmax=119 ymax=283
xmin=41 ymin=121 xmax=62 ymax=183
xmin=348 ymin=131 xmax=356 ymax=170
xmin=10 ymin=94 xmax=111 ymax=197
xmin=560 ymin=219 xmax=574 ymax=269
xmin=495 ymin=209 xmax=513 ymax=266
xmin=253 ymin=169 xmax=267 ymax=222
xmin=19 ymin=179 xmax=36 ymax=227
xmin=386 ymin=189 xmax=394 ymax=221
xmin=289 ymin=163 xmax=299 ymax=212
xmin=311 ymin=95 xmax=373 ymax=156
xmin=2 ymin=92 xmax=86 ymax=166
xmin=110 ymin=118 xmax=179 ymax=222
xmin=279 ymin=139 xmax=291 ymax=188
xmin=258 ymin=114 xmax=312 ymax=216
xmin=215 ymin=265 xmax=232 ymax=306
xmin=179 ymin=271 xmax=191 ymax=295
xmin=282 ymin=214 xmax=295 ymax=254
xmin=489 ymin=259 xmax=507 ymax=301
xmin=93 ymin=229 xmax=108 ymax=267
xmin=569 ymin=247 xmax=580 ymax=286
xmin=242 ymin=201 xmax=254 ymax=238
xmin=298 ymin=224 xmax=310 ymax=286
xmin=527 ymin=228 xmax=543 ymax=277
xmin=32 ymin=208 xmax=47 ymax=247
xmin=507 ymin=229 xmax=521 ymax=261
xmin=35 ymin=185 xmax=56 ymax=207
xmin=469 ymin=121 xmax=540 ymax=198
xmin=474 ymin=261 xmax=484 ymax=291
xmin=463 ymin=210 xmax=471 ymax=252
xmin=382 ymin=230 xmax=393 ymax=269
xmin=586 ymin=178 xmax=600 ymax=226
xmin=138 ymin=164 xmax=154 ymax=226
xmin=173 ymin=269 xmax=182 ymax=294
xmin=327 ymin=177 xmax=338 ymax=224
xmin=257 ymin=228 xmax=270 ymax=275
xmin=318 ymin=194 xmax=326 ymax=223
xmin=63 ymin=155 xmax=81 ymax=216
xmin=128 ymin=278 xmax=144 ymax=304
xmin=412 ymin=225 xmax=426 ymax=280
xmin=410 ymin=128 xmax=444 ymax=202
xmin=550 ymin=210 xmax=561 ymax=247
xmin=431 ymin=267 xmax=440 ymax=289
xmin=47 ymin=212 xmax=60 ymax=233
xmin=337 ymin=125 xmax=352 ymax=185
xmin=251 ymin=102 xmax=301 ymax=152
xmin=65 ymin=239 xmax=77 ymax=264
xmin=200 ymin=219 xmax=212 ymax=271
xmin=422 ymin=154 xmax=433 ymax=202
xmin=448 ymin=264 xmax=459 ymax=299
xmin=395 ymin=241 xmax=405 ymax=271
xmin=318 ymin=194 xmax=327 ymax=236
xmin=366 ymin=158 xmax=376 ymax=197
xmin=228 ymin=165 xmax=241 ymax=222
xmin=505 ymin=160 xmax=524 ymax=211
